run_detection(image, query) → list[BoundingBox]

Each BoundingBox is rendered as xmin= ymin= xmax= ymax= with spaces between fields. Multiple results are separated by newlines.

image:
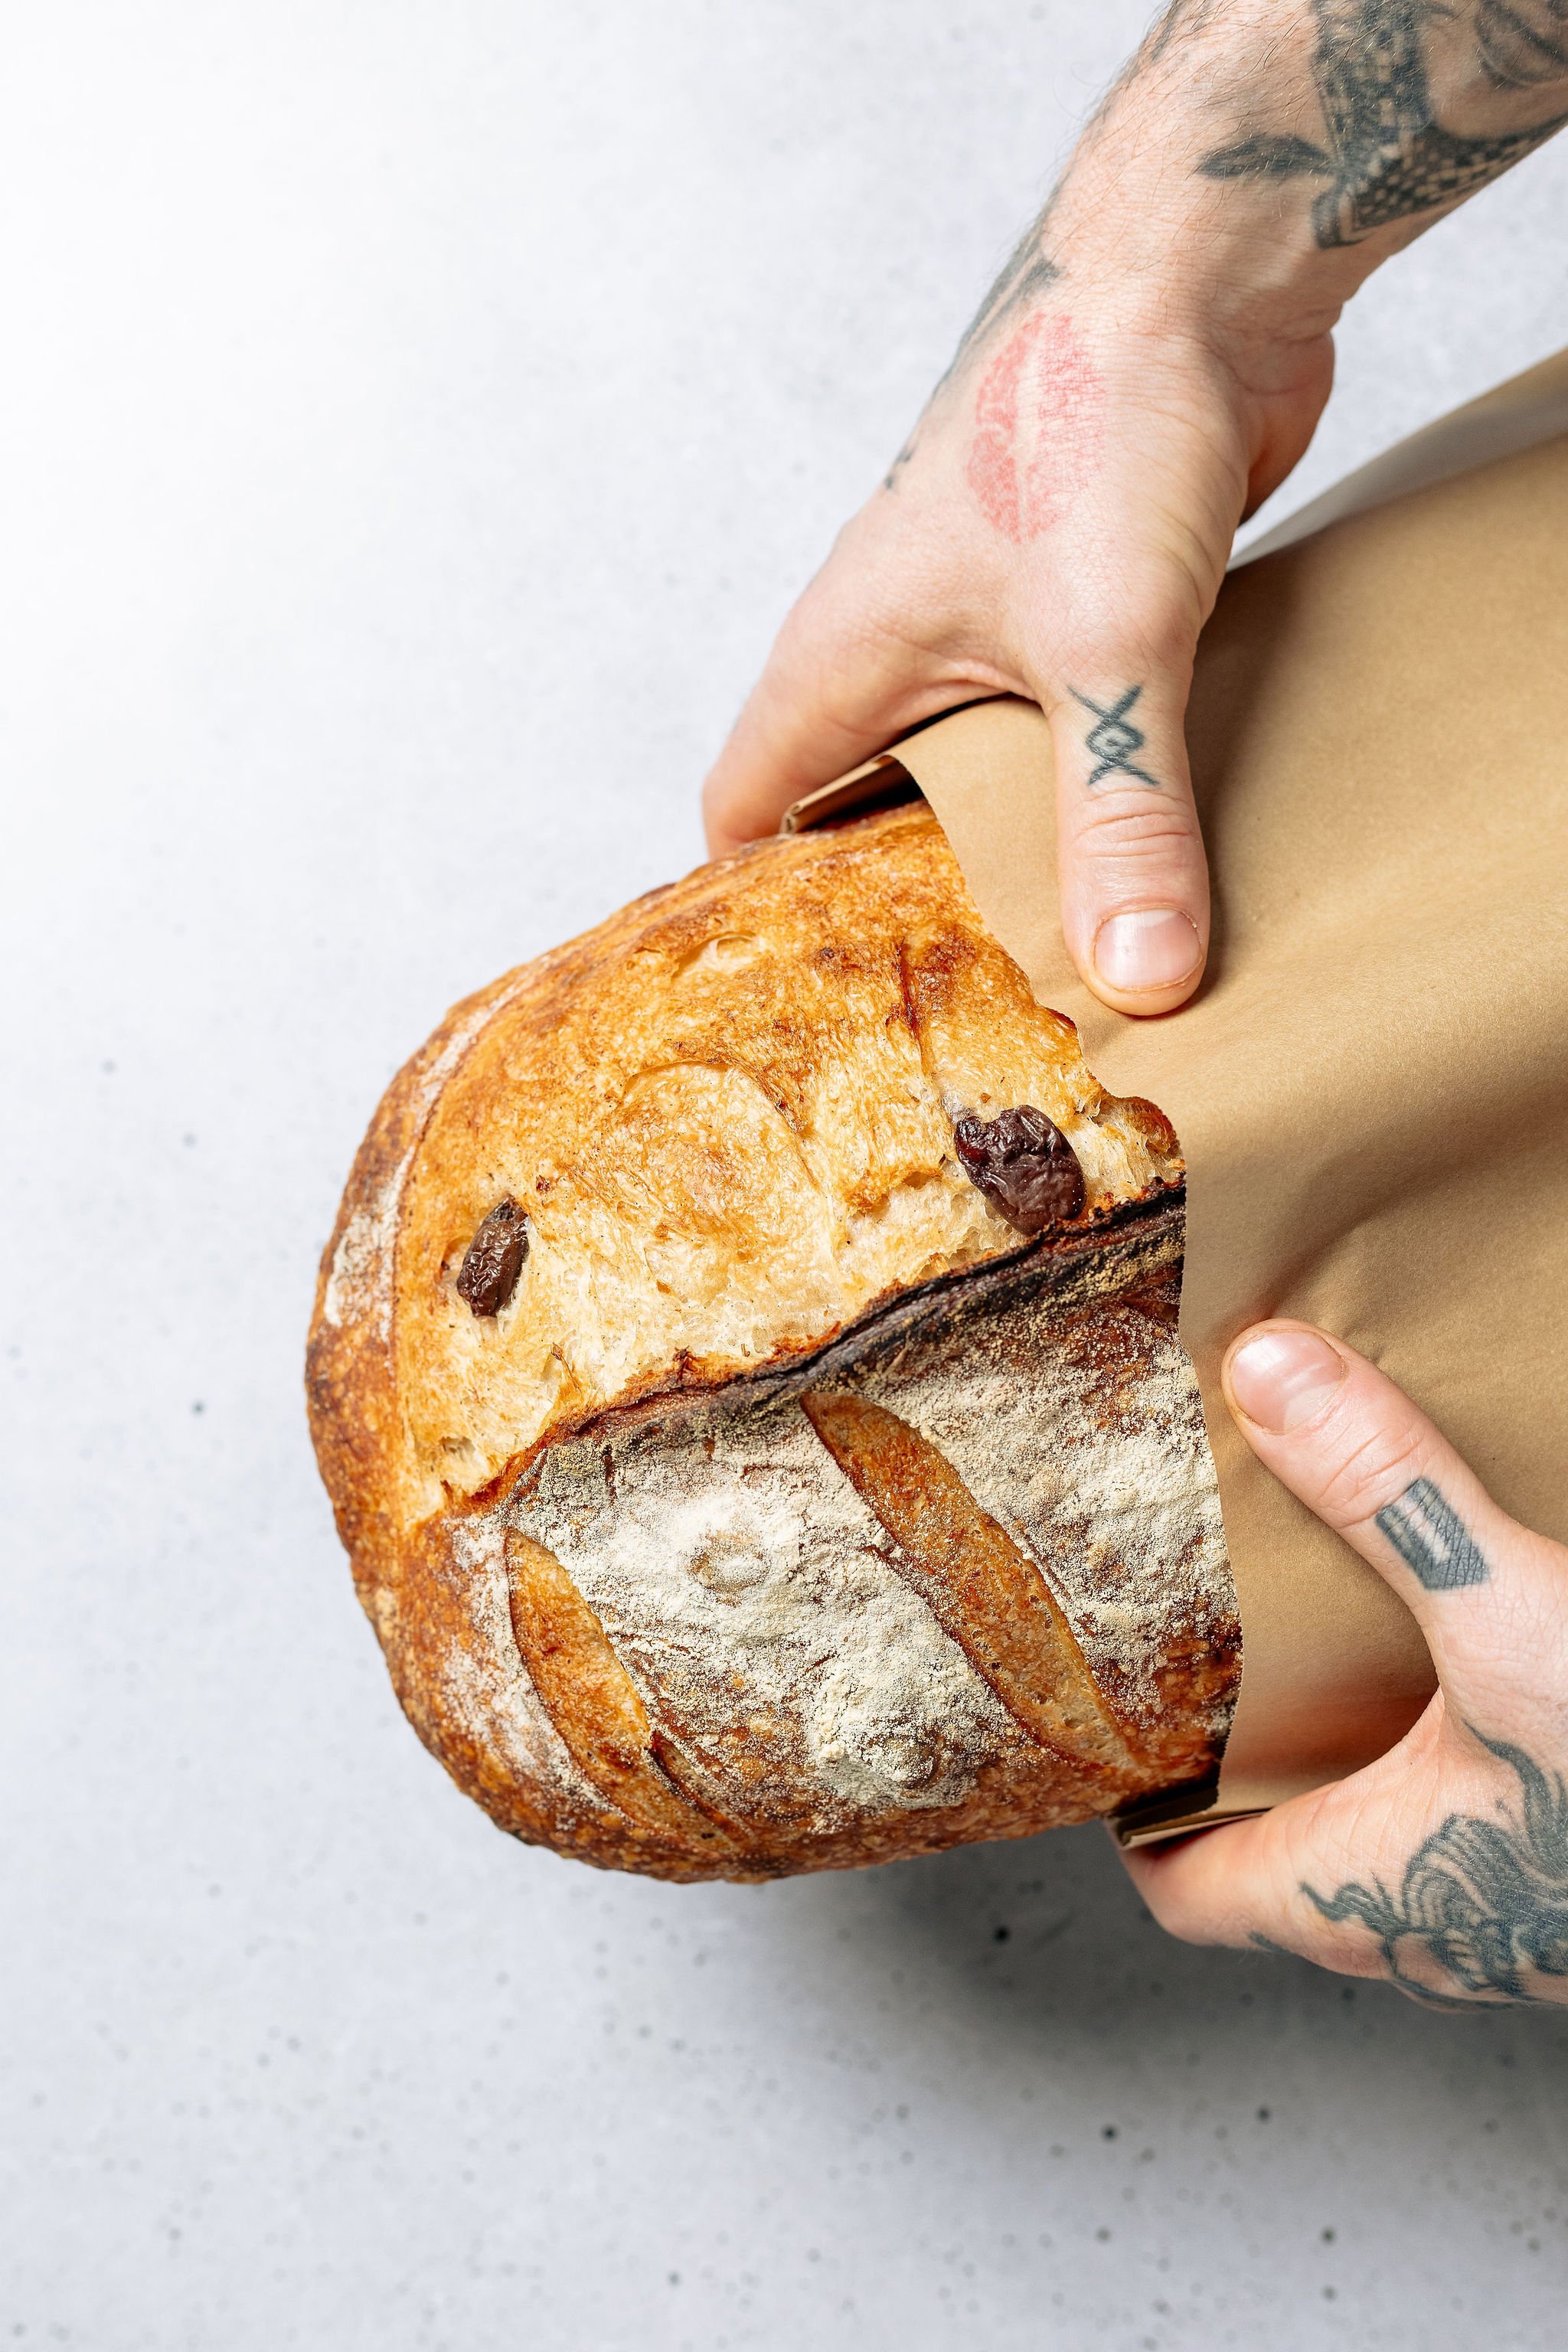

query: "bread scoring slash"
xmin=306 ymin=803 xmax=1239 ymax=1880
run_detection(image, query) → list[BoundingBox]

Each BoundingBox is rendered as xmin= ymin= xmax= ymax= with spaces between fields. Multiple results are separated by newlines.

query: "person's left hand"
xmin=1122 ymin=1321 xmax=1568 ymax=2007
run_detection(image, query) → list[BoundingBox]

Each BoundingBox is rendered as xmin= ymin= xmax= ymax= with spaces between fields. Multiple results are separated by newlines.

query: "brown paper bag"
xmin=786 ymin=355 xmax=1568 ymax=1836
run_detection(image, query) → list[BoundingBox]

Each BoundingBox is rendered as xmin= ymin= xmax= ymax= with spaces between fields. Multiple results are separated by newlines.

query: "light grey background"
xmin=5 ymin=5 xmax=1568 ymax=2347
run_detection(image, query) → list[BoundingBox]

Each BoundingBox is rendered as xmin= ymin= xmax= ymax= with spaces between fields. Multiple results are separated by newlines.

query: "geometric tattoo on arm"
xmin=1197 ymin=1 xmax=1568 ymax=249
xmin=1375 ymin=1476 xmax=1491 ymax=1589
xmin=1302 ymin=1730 xmax=1568 ymax=2004
xmin=1070 ymin=684 xmax=1162 ymax=789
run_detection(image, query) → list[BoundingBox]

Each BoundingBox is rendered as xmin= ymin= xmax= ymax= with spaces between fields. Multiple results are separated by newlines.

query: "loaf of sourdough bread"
xmin=307 ymin=803 xmax=1239 ymax=1880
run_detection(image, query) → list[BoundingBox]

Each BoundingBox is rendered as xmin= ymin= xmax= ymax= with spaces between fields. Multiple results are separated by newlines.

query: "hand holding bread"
xmin=1126 ymin=1325 xmax=1568 ymax=2007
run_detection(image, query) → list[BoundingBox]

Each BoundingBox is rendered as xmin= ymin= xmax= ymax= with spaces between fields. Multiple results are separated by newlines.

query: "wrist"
xmin=1046 ymin=109 xmax=1366 ymax=361
xmin=1050 ymin=0 xmax=1568 ymax=354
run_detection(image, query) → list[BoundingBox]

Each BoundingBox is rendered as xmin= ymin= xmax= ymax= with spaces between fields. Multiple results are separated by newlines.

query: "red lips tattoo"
xmin=966 ymin=312 xmax=1106 ymax=542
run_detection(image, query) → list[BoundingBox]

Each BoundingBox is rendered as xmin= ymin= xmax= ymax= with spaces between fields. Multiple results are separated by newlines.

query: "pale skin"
xmin=704 ymin=2 xmax=1568 ymax=2001
xmin=1137 ymin=1324 xmax=1568 ymax=2010
xmin=703 ymin=0 xmax=1568 ymax=1012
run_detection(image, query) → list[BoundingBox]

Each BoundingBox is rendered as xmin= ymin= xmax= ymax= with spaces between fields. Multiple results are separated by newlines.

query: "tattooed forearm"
xmin=1477 ymin=0 xmax=1568 ymax=90
xmin=1197 ymin=0 xmax=1568 ymax=247
xmin=1303 ymin=1731 xmax=1568 ymax=2003
xmin=884 ymin=0 xmax=1567 ymax=497
xmin=1071 ymin=685 xmax=1162 ymax=788
xmin=1148 ymin=0 xmax=1230 ymax=62
xmin=1375 ymin=1476 xmax=1490 ymax=1589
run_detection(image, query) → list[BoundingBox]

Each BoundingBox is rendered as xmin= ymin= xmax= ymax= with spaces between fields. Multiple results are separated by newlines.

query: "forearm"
xmin=704 ymin=1 xmax=1568 ymax=1012
xmin=982 ymin=2 xmax=1568 ymax=358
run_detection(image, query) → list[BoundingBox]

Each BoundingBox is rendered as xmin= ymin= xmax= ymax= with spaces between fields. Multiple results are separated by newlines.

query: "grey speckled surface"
xmin=4 ymin=6 xmax=1567 ymax=2347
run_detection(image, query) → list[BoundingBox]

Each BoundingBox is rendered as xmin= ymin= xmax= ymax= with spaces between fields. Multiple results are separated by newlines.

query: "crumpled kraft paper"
xmin=785 ymin=352 xmax=1568 ymax=1834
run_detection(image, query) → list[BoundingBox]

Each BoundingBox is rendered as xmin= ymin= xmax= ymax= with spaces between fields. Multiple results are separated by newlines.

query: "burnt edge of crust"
xmin=494 ymin=1187 xmax=1229 ymax=1874
xmin=462 ymin=1179 xmax=1187 ymax=1521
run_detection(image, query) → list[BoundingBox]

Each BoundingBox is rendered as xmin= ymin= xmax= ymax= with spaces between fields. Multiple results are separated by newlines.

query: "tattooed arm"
xmin=703 ymin=2 xmax=1568 ymax=1014
xmin=1124 ymin=1323 xmax=1568 ymax=2007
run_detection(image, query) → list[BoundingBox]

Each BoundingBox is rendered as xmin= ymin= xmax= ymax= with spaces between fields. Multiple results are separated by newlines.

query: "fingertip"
xmin=699 ymin=786 xmax=752 ymax=862
xmin=1223 ymin=1321 xmax=1351 ymax=1439
xmin=700 ymin=735 xmax=796 ymax=858
xmin=1216 ymin=1322 xmax=1526 ymax=1674
xmin=1083 ymin=906 xmax=1207 ymax=1014
xmin=1118 ymin=1813 xmax=1269 ymax=1949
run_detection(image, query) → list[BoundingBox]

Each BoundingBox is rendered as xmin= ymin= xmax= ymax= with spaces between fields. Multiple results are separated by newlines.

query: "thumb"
xmin=1122 ymin=1319 xmax=1566 ymax=1986
xmin=1043 ymin=645 xmax=1209 ymax=1018
xmin=1220 ymin=1321 xmax=1540 ymax=1712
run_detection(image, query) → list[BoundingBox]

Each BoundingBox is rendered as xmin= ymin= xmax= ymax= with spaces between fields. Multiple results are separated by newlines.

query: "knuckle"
xmin=1068 ymin=793 xmax=1204 ymax=866
xmin=1312 ymin=1415 xmax=1429 ymax=1531
xmin=1063 ymin=570 xmax=1205 ymax=680
xmin=1071 ymin=789 xmax=1201 ymax=843
xmin=765 ymin=613 xmax=921 ymax=742
xmin=769 ymin=584 xmax=864 ymax=682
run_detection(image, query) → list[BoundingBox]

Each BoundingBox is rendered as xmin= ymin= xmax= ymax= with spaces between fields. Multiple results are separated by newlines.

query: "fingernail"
xmin=1228 ymin=1329 xmax=1348 ymax=1435
xmin=1093 ymin=908 xmax=1203 ymax=994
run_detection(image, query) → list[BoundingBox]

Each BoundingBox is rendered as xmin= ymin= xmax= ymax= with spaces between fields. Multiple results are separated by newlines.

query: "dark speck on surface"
xmin=457 ymin=1196 xmax=530 ymax=1317
xmin=952 ymin=1106 xmax=1086 ymax=1233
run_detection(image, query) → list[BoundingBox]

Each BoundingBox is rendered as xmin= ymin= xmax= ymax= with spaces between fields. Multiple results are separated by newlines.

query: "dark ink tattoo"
xmin=954 ymin=239 xmax=1063 ymax=377
xmin=883 ymin=221 xmax=1062 ymax=490
xmin=881 ymin=438 xmax=919 ymax=493
xmin=1375 ymin=1475 xmax=1490 ymax=1589
xmin=1148 ymin=0 xmax=1228 ymax=61
xmin=1477 ymin=0 xmax=1568 ymax=90
xmin=1303 ymin=1730 xmax=1568 ymax=2004
xmin=1072 ymin=684 xmax=1162 ymax=789
xmin=1197 ymin=1 xmax=1568 ymax=246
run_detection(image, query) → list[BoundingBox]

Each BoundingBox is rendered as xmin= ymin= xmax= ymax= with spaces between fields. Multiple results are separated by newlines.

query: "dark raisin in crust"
xmin=456 ymin=1197 xmax=530 ymax=1315
xmin=952 ymin=1106 xmax=1086 ymax=1234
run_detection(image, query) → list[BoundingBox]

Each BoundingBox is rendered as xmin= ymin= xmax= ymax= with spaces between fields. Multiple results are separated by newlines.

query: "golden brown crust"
xmin=306 ymin=805 xmax=1235 ymax=1882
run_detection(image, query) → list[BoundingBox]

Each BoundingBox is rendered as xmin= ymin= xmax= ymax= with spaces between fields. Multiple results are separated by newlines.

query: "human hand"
xmin=1123 ymin=1322 xmax=1568 ymax=2007
xmin=701 ymin=229 xmax=1328 ymax=1018
xmin=703 ymin=4 xmax=1568 ymax=1014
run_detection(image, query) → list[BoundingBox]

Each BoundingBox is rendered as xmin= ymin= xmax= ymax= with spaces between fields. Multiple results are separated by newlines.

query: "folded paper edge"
xmin=780 ymin=754 xmax=919 ymax=834
xmin=1233 ymin=343 xmax=1568 ymax=567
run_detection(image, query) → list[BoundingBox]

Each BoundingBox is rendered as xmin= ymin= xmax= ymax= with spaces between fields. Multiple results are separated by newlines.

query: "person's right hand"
xmin=703 ymin=261 xmax=1330 ymax=1015
xmin=703 ymin=3 xmax=1568 ymax=1015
